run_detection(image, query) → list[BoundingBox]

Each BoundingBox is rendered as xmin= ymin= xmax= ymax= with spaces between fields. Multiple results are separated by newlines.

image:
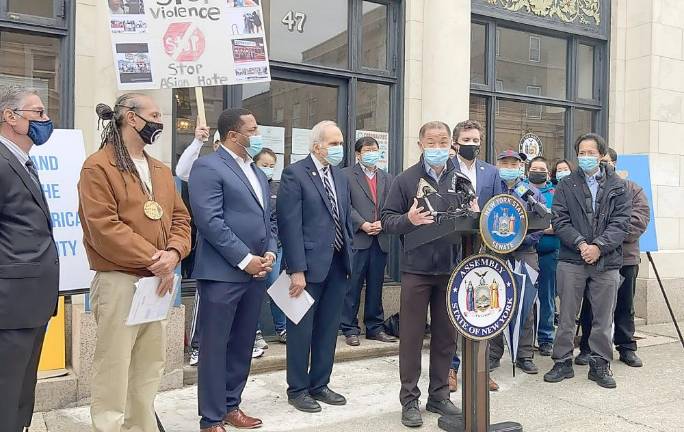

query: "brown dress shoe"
xmin=223 ymin=408 xmax=262 ymax=429
xmin=201 ymin=425 xmax=226 ymax=432
xmin=448 ymin=368 xmax=458 ymax=392
xmin=489 ymin=377 xmax=499 ymax=392
xmin=345 ymin=334 xmax=360 ymax=346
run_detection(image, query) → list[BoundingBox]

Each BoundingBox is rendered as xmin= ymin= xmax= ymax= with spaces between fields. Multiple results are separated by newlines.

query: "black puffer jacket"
xmin=551 ymin=164 xmax=632 ymax=271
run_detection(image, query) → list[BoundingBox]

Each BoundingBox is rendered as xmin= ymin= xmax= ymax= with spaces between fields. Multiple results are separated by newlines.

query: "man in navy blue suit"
xmin=277 ymin=120 xmax=354 ymax=413
xmin=189 ymin=108 xmax=276 ymax=432
xmin=449 ymin=119 xmax=504 ymax=392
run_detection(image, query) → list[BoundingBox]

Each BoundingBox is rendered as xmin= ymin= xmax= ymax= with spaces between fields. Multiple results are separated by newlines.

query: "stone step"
xmin=183 ymin=334 xmax=429 ymax=386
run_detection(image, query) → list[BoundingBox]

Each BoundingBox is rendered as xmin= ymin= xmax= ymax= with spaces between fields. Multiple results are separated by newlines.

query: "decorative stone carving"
xmin=485 ymin=0 xmax=601 ymax=25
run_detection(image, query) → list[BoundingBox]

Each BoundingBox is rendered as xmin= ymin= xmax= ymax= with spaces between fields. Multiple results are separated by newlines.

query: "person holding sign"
xmin=78 ymin=94 xmax=191 ymax=432
xmin=0 ymin=86 xmax=58 ymax=432
xmin=189 ymin=108 xmax=276 ymax=432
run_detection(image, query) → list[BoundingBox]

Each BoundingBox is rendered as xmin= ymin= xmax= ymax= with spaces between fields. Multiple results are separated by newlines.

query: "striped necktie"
xmin=25 ymin=159 xmax=41 ymax=188
xmin=322 ymin=166 xmax=344 ymax=251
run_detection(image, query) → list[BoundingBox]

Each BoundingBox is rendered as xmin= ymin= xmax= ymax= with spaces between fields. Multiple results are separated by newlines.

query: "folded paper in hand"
xmin=267 ymin=272 xmax=314 ymax=325
xmin=126 ymin=275 xmax=178 ymax=326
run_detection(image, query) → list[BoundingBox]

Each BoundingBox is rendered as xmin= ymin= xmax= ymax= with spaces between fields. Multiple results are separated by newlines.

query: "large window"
xmin=0 ymin=1 xmax=72 ymax=127
xmin=470 ymin=19 xmax=606 ymax=165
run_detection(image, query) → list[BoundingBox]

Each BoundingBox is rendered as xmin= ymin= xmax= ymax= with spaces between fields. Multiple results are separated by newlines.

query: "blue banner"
xmin=616 ymin=155 xmax=658 ymax=252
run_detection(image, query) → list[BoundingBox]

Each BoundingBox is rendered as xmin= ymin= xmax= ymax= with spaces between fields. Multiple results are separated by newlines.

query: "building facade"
xmin=3 ymin=0 xmax=682 ymax=409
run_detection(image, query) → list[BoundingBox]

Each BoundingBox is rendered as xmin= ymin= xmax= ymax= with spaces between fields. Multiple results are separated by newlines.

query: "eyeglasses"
xmin=14 ymin=109 xmax=46 ymax=118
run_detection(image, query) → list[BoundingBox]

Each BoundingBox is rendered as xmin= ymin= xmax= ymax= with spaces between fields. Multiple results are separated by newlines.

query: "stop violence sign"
xmin=163 ymin=22 xmax=206 ymax=62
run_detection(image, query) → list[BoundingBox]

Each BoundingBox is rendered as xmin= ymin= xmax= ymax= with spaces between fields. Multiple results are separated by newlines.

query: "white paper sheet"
xmin=267 ymin=272 xmax=314 ymax=325
xmin=126 ymin=275 xmax=178 ymax=326
xmin=260 ymin=125 xmax=285 ymax=154
xmin=291 ymin=128 xmax=312 ymax=155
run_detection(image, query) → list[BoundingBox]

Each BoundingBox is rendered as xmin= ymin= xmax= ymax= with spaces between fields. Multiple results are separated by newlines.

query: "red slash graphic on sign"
xmin=163 ymin=22 xmax=206 ymax=62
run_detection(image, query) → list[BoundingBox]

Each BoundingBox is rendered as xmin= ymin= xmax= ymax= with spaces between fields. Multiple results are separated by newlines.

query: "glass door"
xmin=240 ymin=71 xmax=349 ymax=177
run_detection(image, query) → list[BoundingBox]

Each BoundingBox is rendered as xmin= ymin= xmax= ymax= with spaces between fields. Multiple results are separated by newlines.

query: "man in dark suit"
xmin=189 ymin=108 xmax=276 ymax=432
xmin=277 ymin=120 xmax=354 ymax=413
xmin=340 ymin=136 xmax=396 ymax=346
xmin=449 ymin=119 xmax=504 ymax=392
xmin=0 ymin=86 xmax=59 ymax=432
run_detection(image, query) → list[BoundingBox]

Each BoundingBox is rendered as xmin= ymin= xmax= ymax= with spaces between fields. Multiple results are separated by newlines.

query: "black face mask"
xmin=528 ymin=171 xmax=548 ymax=185
xmin=133 ymin=112 xmax=163 ymax=145
xmin=458 ymin=144 xmax=480 ymax=161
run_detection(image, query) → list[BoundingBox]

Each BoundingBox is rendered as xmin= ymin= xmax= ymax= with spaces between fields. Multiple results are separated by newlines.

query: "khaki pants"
xmin=90 ymin=271 xmax=166 ymax=432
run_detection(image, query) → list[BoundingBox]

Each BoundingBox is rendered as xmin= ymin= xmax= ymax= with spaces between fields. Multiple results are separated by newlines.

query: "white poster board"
xmin=108 ymin=0 xmax=271 ymax=89
xmin=260 ymin=125 xmax=285 ymax=154
xmin=30 ymin=130 xmax=94 ymax=293
xmin=291 ymin=128 xmax=311 ymax=155
xmin=355 ymin=130 xmax=389 ymax=170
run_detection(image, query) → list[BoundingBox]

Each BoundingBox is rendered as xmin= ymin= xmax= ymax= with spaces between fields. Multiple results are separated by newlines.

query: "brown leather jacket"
xmin=78 ymin=145 xmax=192 ymax=276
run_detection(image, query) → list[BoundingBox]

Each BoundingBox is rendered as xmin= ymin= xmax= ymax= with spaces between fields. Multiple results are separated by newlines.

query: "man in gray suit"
xmin=340 ymin=136 xmax=396 ymax=346
xmin=0 ymin=86 xmax=59 ymax=432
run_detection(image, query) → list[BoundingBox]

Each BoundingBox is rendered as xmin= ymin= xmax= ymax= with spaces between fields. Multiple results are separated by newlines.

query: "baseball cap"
xmin=496 ymin=149 xmax=527 ymax=161
xmin=213 ymin=130 xmax=221 ymax=143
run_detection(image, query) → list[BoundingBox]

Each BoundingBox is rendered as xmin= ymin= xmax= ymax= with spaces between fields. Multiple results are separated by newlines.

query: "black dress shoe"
xmin=345 ymin=335 xmax=360 ymax=346
xmin=367 ymin=331 xmax=397 ymax=343
xmin=310 ymin=387 xmax=347 ymax=405
xmin=619 ymin=350 xmax=643 ymax=367
xmin=516 ymin=358 xmax=539 ymax=374
xmin=288 ymin=393 xmax=322 ymax=413
xmin=426 ymin=397 xmax=461 ymax=416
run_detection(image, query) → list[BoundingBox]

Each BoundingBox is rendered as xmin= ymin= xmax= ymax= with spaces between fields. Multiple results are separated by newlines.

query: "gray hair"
xmin=309 ymin=120 xmax=339 ymax=152
xmin=0 ymin=85 xmax=39 ymax=114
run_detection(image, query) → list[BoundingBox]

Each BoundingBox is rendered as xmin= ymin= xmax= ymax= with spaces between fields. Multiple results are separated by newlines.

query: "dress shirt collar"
xmin=0 ymin=133 xmax=30 ymax=166
xmin=222 ymin=144 xmax=252 ymax=164
xmin=311 ymin=153 xmax=330 ymax=174
xmin=361 ymin=163 xmax=376 ymax=178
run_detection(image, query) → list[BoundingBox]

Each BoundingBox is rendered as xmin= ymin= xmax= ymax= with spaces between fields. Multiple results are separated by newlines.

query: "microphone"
xmin=514 ymin=184 xmax=550 ymax=217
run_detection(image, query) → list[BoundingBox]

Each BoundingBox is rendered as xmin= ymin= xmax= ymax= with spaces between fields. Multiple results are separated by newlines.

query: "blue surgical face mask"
xmin=27 ymin=119 xmax=54 ymax=146
xmin=245 ymin=135 xmax=263 ymax=158
xmin=499 ymin=167 xmax=520 ymax=182
xmin=325 ymin=145 xmax=344 ymax=166
xmin=556 ymin=170 xmax=571 ymax=181
xmin=423 ymin=148 xmax=450 ymax=167
xmin=361 ymin=151 xmax=380 ymax=167
xmin=578 ymin=156 xmax=600 ymax=173
xmin=259 ymin=166 xmax=274 ymax=180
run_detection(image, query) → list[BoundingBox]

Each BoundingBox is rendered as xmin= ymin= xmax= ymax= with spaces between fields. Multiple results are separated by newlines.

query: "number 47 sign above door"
xmin=282 ymin=10 xmax=307 ymax=33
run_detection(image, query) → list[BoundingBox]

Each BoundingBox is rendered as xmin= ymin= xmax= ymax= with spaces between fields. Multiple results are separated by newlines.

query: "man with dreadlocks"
xmin=78 ymin=93 xmax=191 ymax=432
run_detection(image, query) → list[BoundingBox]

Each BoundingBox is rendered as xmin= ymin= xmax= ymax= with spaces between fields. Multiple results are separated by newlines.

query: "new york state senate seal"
xmin=447 ymin=254 xmax=517 ymax=340
xmin=479 ymin=194 xmax=528 ymax=254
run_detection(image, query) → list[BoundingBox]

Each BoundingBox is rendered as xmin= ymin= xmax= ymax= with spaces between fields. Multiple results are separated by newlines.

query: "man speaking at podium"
xmin=382 ymin=121 xmax=464 ymax=428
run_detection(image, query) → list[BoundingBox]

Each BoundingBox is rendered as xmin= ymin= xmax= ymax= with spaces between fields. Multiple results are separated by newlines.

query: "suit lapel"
xmin=377 ymin=170 xmax=386 ymax=204
xmin=331 ymin=165 xmax=346 ymax=223
xmin=354 ymin=164 xmax=375 ymax=204
xmin=0 ymin=143 xmax=50 ymax=221
xmin=475 ymin=160 xmax=484 ymax=198
xmin=218 ymin=147 xmax=262 ymax=210
xmin=304 ymin=155 xmax=334 ymax=218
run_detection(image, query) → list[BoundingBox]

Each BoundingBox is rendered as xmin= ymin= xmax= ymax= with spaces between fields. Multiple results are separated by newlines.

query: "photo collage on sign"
xmin=108 ymin=0 xmax=152 ymax=85
xmin=227 ymin=0 xmax=269 ymax=81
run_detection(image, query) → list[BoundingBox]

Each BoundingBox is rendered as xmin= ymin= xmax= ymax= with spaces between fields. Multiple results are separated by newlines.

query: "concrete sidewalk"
xmin=33 ymin=324 xmax=683 ymax=432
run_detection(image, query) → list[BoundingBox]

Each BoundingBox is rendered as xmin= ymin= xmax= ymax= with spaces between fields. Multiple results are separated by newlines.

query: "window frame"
xmin=528 ymin=35 xmax=541 ymax=63
xmin=471 ymin=16 xmax=607 ymax=162
xmin=0 ymin=0 xmax=74 ymax=128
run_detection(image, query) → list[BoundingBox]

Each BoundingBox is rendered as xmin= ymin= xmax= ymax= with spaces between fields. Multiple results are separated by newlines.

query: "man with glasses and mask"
xmin=79 ymin=93 xmax=191 ymax=432
xmin=0 ymin=86 xmax=59 ymax=432
xmin=543 ymin=133 xmax=631 ymax=389
xmin=189 ymin=108 xmax=276 ymax=431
